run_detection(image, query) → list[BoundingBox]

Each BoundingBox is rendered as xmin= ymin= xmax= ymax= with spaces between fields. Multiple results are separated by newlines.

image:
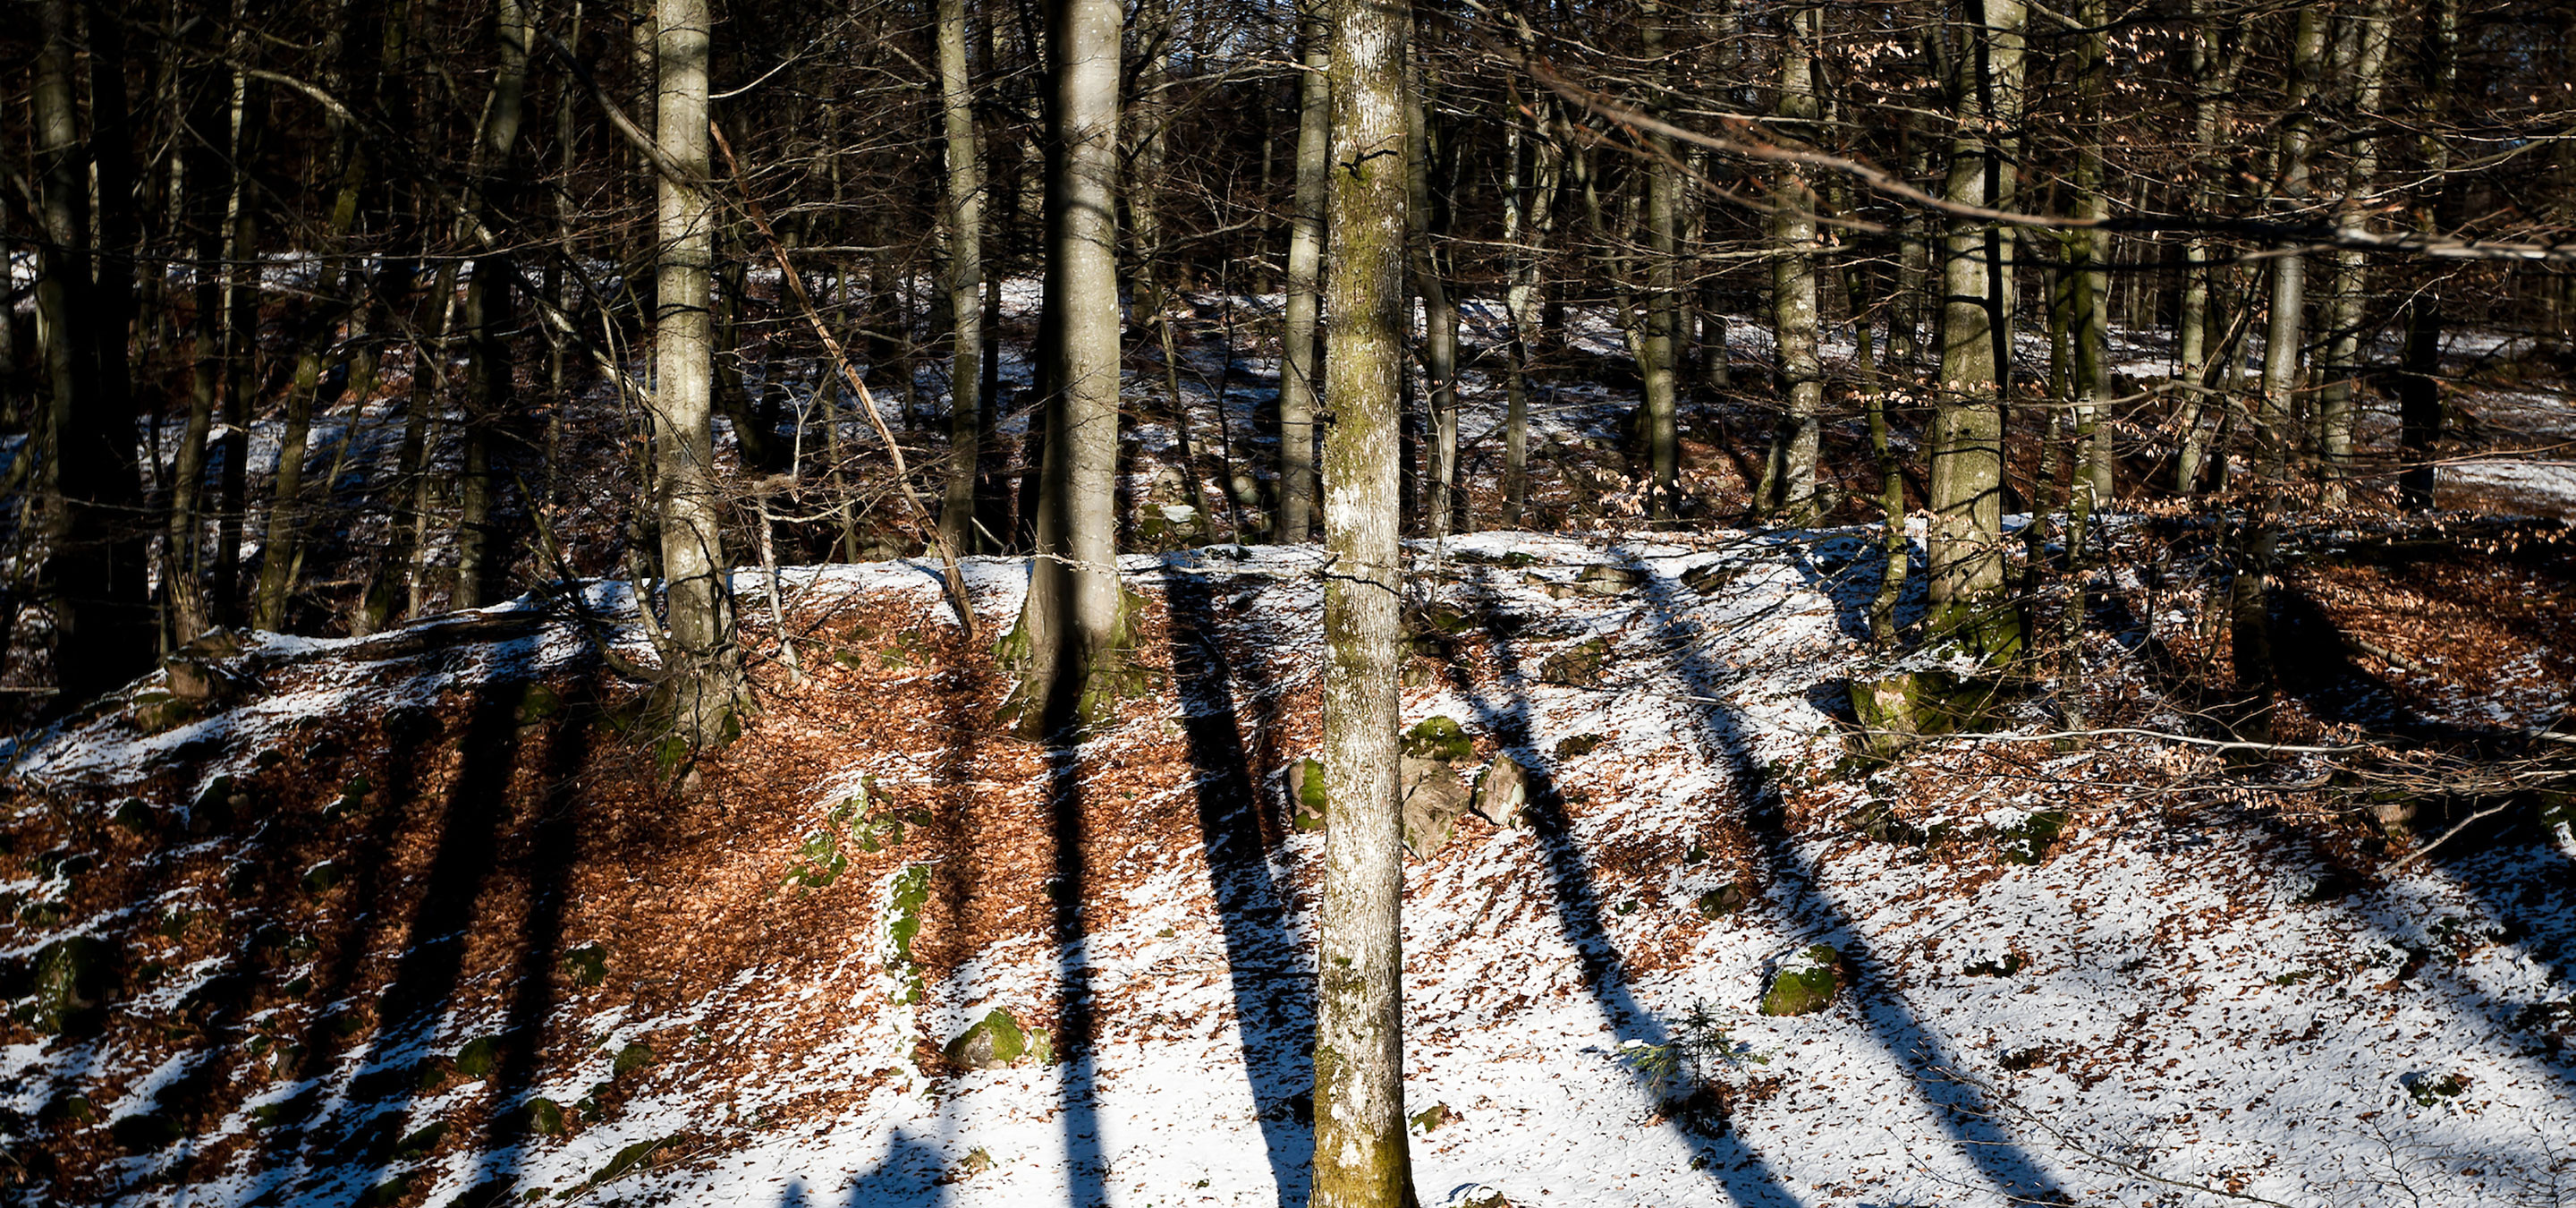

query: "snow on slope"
xmin=4 ymin=532 xmax=2572 ymax=1208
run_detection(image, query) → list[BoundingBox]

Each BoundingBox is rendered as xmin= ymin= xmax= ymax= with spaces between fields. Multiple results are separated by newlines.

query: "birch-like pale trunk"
xmin=2258 ymin=9 xmax=2325 ymax=481
xmin=1314 ymin=0 xmax=1415 ymax=1197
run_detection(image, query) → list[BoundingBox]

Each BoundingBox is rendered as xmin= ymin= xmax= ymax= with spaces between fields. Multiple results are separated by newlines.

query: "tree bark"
xmin=938 ymin=0 xmax=987 ymax=553
xmin=2257 ymin=9 xmax=2325 ymax=481
xmin=1313 ymin=0 xmax=1416 ymax=1199
xmin=1637 ymin=0 xmax=1682 ymax=522
xmin=1277 ymin=0 xmax=1330 ymax=544
xmin=1759 ymin=7 xmax=1823 ymax=525
xmin=1926 ymin=0 xmax=2024 ymax=651
xmin=2315 ymin=0 xmax=2392 ymax=507
xmin=1008 ymin=0 xmax=1129 ymax=735
xmin=653 ymin=0 xmax=746 ymax=741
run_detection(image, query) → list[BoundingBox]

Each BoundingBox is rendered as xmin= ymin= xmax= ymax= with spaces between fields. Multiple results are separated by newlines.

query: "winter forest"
xmin=4 ymin=0 xmax=2576 ymax=1204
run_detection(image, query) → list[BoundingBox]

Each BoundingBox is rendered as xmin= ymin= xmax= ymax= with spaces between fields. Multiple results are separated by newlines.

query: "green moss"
xmin=455 ymin=1036 xmax=503 ymax=1079
xmin=1996 ymin=810 xmax=2069 ymax=865
xmin=1401 ymin=716 xmax=1474 ymax=762
xmin=524 ymin=1097 xmax=566 ymax=1136
xmin=394 ymin=1120 xmax=448 ymax=1157
xmin=560 ymin=944 xmax=608 ymax=988
xmin=1759 ymin=944 xmax=1843 ymax=1017
xmin=612 ymin=1043 xmax=656 ymax=1077
xmin=943 ymin=1008 xmax=1030 ymax=1068
xmin=516 ymin=682 xmax=564 ymax=724
xmin=575 ymin=1136 xmax=673 ymax=1192
xmin=1292 ymin=757 xmax=1328 ymax=830
xmin=301 ymin=862 xmax=343 ymax=896
xmin=1539 ymin=637 xmax=1611 ymax=688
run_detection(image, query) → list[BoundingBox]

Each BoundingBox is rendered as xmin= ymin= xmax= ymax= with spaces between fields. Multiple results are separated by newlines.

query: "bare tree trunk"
xmin=1314 ymin=0 xmax=1416 ymax=1197
xmin=1637 ymin=0 xmax=1681 ymax=522
xmin=938 ymin=0 xmax=986 ymax=552
xmin=1500 ymin=96 xmax=1555 ymax=527
xmin=2257 ymin=9 xmax=2324 ymax=481
xmin=1278 ymin=0 xmax=1329 ymax=542
xmin=2068 ymin=0 xmax=2113 ymax=514
xmin=653 ymin=0 xmax=746 ymax=742
xmin=1007 ymin=0 xmax=1129 ymax=735
xmin=1404 ymin=55 xmax=1460 ymax=537
xmin=2315 ymin=0 xmax=2391 ymax=507
xmin=33 ymin=0 xmax=152 ymax=702
xmin=2397 ymin=0 xmax=2459 ymax=511
xmin=452 ymin=0 xmax=533 ymax=610
xmin=1758 ymin=7 xmax=1822 ymax=524
xmin=1926 ymin=0 xmax=2024 ymax=652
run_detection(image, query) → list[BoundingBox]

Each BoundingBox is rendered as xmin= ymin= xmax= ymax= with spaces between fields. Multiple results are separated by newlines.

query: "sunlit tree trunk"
xmin=1278 ymin=0 xmax=1329 ymax=542
xmin=2315 ymin=0 xmax=2391 ymax=507
xmin=652 ymin=0 xmax=746 ymax=741
xmin=1927 ymin=0 xmax=2024 ymax=651
xmin=1009 ymin=0 xmax=1128 ymax=734
xmin=2257 ymin=9 xmax=2324 ymax=481
xmin=1313 ymin=0 xmax=1416 ymax=1199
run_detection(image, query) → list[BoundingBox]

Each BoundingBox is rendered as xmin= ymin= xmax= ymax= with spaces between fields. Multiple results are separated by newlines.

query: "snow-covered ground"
xmin=4 ymin=526 xmax=2571 ymax=1208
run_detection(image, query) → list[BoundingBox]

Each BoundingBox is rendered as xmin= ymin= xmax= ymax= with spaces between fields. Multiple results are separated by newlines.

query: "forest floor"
xmin=4 ymin=299 xmax=2576 ymax=1207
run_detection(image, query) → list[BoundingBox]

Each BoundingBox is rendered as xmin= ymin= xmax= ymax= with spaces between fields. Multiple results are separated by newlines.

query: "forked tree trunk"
xmin=1313 ymin=0 xmax=1415 ymax=1201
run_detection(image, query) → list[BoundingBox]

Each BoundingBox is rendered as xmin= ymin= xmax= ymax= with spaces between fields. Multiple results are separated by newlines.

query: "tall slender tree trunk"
xmin=1927 ymin=0 xmax=2024 ymax=651
xmin=452 ymin=0 xmax=533 ymax=609
xmin=653 ymin=0 xmax=745 ymax=740
xmin=1404 ymin=55 xmax=1461 ymax=537
xmin=2067 ymin=0 xmax=2113 ymax=514
xmin=2397 ymin=0 xmax=2459 ymax=510
xmin=938 ymin=0 xmax=987 ymax=552
xmin=1314 ymin=0 xmax=1415 ymax=1198
xmin=1008 ymin=0 xmax=1129 ymax=735
xmin=32 ymin=0 xmax=152 ymax=702
xmin=1759 ymin=7 xmax=1822 ymax=524
xmin=1278 ymin=0 xmax=1329 ymax=542
xmin=2315 ymin=0 xmax=2391 ymax=506
xmin=1500 ymin=95 xmax=1555 ymax=527
xmin=1636 ymin=0 xmax=1681 ymax=522
xmin=2258 ymin=9 xmax=2325 ymax=481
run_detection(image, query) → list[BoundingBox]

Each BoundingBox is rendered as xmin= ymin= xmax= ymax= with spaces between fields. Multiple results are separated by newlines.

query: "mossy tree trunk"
xmin=1759 ymin=6 xmax=1823 ymax=525
xmin=1927 ymin=0 xmax=2023 ymax=651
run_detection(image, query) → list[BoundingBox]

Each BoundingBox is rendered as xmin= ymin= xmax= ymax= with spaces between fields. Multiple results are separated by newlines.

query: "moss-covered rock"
xmin=30 ymin=936 xmax=113 ymax=1035
xmin=1400 ymin=758 xmax=1472 ymax=860
xmin=1695 ymin=883 xmax=1750 ymax=919
xmin=522 ymin=1097 xmax=567 ymax=1136
xmin=454 ymin=1035 xmax=504 ymax=1079
xmin=1574 ymin=563 xmax=1648 ymax=596
xmin=1540 ymin=637 xmax=1612 ymax=688
xmin=1848 ymin=670 xmax=2017 ymax=756
xmin=1759 ymin=944 xmax=1843 ymax=1017
xmin=944 ymin=1008 xmax=1034 ymax=1070
xmin=1553 ymin=733 xmax=1606 ymax=760
xmin=613 ymin=1043 xmax=657 ymax=1078
xmin=560 ymin=943 xmax=608 ymax=988
xmin=1401 ymin=716 xmax=1474 ymax=762
xmin=1288 ymin=757 xmax=1327 ymax=831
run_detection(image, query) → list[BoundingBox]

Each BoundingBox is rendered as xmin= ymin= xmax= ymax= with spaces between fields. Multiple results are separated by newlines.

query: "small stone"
xmin=612 ymin=1043 xmax=656 ymax=1077
xmin=943 ymin=1008 xmax=1031 ymax=1070
xmin=1553 ymin=733 xmax=1606 ymax=760
xmin=1760 ymin=943 xmax=1844 ymax=1017
xmin=1695 ymin=883 xmax=1749 ymax=919
xmin=1470 ymin=756 xmax=1529 ymax=828
xmin=960 ymin=1147 xmax=996 ymax=1177
xmin=1446 ymin=1186 xmax=1512 ymax=1208
xmin=1409 ymin=1102 xmax=1455 ymax=1133
xmin=1287 ymin=758 xmax=1327 ymax=831
xmin=1574 ymin=563 xmax=1647 ymax=596
xmin=1539 ymin=637 xmax=1611 ymax=688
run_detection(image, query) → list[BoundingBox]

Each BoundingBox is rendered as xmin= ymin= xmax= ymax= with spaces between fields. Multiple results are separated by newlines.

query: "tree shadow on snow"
xmin=1433 ymin=555 xmax=2072 ymax=1205
xmin=1161 ymin=559 xmax=1316 ymax=1208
